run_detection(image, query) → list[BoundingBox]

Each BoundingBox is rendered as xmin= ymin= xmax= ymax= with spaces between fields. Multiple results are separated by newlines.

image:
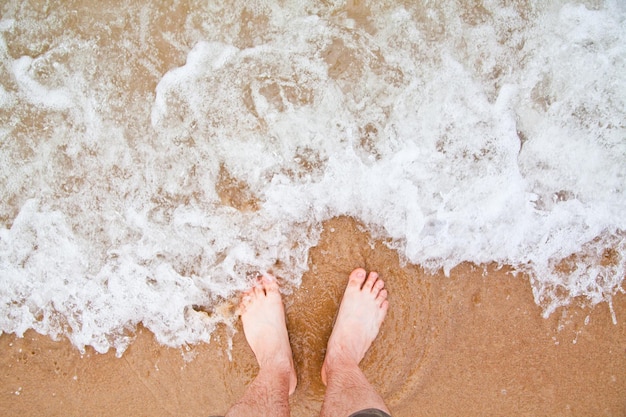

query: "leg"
xmin=225 ymin=275 xmax=297 ymax=417
xmin=320 ymin=268 xmax=391 ymax=417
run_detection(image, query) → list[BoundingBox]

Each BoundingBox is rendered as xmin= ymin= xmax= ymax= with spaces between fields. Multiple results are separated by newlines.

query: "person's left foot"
xmin=239 ymin=274 xmax=298 ymax=395
xmin=321 ymin=268 xmax=389 ymax=386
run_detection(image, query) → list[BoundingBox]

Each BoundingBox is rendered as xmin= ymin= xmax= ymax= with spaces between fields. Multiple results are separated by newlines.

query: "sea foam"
xmin=0 ymin=1 xmax=624 ymax=354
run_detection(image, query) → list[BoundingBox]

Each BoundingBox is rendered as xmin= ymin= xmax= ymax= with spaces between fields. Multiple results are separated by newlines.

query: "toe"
xmin=241 ymin=288 xmax=254 ymax=300
xmin=253 ymin=282 xmax=266 ymax=297
xmin=363 ymin=271 xmax=379 ymax=291
xmin=262 ymin=274 xmax=279 ymax=293
xmin=348 ymin=268 xmax=367 ymax=287
xmin=373 ymin=278 xmax=385 ymax=294
xmin=377 ymin=289 xmax=388 ymax=305
xmin=239 ymin=293 xmax=253 ymax=312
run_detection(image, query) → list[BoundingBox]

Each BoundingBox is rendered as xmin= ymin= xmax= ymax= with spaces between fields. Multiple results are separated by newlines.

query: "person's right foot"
xmin=239 ymin=274 xmax=298 ymax=395
xmin=321 ymin=268 xmax=389 ymax=385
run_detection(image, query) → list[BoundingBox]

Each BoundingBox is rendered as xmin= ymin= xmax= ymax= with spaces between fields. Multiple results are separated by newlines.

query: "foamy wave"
xmin=0 ymin=1 xmax=624 ymax=354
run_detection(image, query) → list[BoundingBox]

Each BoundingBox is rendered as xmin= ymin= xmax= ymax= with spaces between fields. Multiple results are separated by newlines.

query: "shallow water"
xmin=0 ymin=0 xmax=625 ymax=355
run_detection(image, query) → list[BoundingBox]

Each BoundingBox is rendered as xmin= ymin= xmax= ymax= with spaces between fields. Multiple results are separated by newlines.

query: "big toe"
xmin=261 ymin=274 xmax=280 ymax=293
xmin=348 ymin=268 xmax=367 ymax=287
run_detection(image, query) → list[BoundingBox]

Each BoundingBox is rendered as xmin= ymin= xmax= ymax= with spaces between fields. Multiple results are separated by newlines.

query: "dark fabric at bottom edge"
xmin=209 ymin=407 xmax=392 ymax=417
xmin=348 ymin=408 xmax=393 ymax=417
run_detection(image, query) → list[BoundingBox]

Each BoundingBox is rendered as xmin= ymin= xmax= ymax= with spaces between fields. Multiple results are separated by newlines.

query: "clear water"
xmin=0 ymin=0 xmax=624 ymax=355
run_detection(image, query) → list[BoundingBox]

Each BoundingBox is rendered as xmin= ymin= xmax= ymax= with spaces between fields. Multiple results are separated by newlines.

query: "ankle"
xmin=257 ymin=363 xmax=292 ymax=383
xmin=326 ymin=338 xmax=363 ymax=364
xmin=323 ymin=348 xmax=360 ymax=376
xmin=257 ymin=355 xmax=293 ymax=373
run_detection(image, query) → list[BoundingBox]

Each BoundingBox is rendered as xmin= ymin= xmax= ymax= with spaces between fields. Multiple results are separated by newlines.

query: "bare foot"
xmin=321 ymin=268 xmax=389 ymax=385
xmin=239 ymin=274 xmax=298 ymax=395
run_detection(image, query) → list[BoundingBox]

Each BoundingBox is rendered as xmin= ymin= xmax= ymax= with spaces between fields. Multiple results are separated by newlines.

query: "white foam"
xmin=12 ymin=56 xmax=74 ymax=110
xmin=1 ymin=1 xmax=625 ymax=354
xmin=0 ymin=84 xmax=13 ymax=108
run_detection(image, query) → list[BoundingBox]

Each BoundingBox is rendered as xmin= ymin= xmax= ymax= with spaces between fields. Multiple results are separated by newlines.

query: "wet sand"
xmin=1 ymin=217 xmax=624 ymax=416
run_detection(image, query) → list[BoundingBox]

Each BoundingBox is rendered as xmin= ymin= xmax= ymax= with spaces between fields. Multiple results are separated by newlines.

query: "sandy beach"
xmin=2 ymin=217 xmax=624 ymax=416
xmin=1 ymin=1 xmax=625 ymax=416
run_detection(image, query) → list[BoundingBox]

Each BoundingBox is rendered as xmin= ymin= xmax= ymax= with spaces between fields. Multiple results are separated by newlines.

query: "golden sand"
xmin=1 ymin=217 xmax=624 ymax=416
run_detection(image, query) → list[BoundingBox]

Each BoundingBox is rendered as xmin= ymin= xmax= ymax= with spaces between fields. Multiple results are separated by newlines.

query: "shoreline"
xmin=1 ymin=217 xmax=625 ymax=416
